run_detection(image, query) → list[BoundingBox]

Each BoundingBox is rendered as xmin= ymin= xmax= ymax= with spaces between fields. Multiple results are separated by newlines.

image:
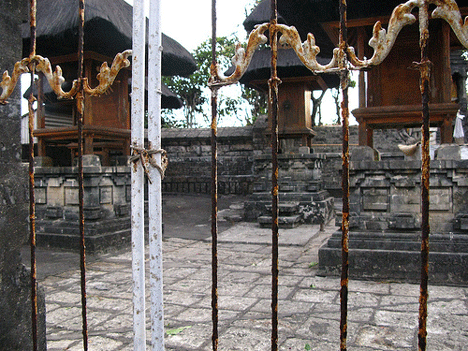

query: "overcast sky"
xmin=125 ymin=0 xmax=254 ymax=51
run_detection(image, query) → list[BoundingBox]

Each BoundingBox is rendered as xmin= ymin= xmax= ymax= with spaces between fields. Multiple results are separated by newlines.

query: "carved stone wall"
xmin=35 ymin=158 xmax=132 ymax=252
xmin=348 ymin=159 xmax=468 ymax=233
xmin=319 ymin=157 xmax=468 ymax=285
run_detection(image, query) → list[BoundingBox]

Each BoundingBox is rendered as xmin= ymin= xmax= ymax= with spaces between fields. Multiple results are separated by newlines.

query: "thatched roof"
xmin=24 ymin=81 xmax=183 ymax=109
xmin=22 ymin=0 xmax=197 ymax=77
xmin=245 ymin=0 xmax=468 ymax=57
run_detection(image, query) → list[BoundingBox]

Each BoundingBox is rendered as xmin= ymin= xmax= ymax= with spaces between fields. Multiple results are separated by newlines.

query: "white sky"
xmin=127 ymin=0 xmax=254 ymax=51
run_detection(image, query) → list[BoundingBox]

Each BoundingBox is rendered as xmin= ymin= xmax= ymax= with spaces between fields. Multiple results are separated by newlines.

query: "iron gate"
xmin=2 ymin=0 xmax=468 ymax=350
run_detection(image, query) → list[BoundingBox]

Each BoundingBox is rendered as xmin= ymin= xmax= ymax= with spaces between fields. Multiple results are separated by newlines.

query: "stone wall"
xmin=162 ymin=125 xmax=266 ymax=195
xmin=161 ymin=122 xmax=412 ymax=196
xmin=0 ymin=1 xmax=46 ymax=349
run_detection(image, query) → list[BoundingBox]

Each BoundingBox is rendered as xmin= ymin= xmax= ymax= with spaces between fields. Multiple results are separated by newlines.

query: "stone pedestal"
xmin=318 ymin=158 xmax=468 ymax=285
xmin=244 ymin=153 xmax=335 ymax=228
xmin=35 ymin=164 xmax=132 ymax=252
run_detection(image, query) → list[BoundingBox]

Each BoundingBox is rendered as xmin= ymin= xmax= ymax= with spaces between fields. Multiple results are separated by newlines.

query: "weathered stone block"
xmin=45 ymin=206 xmax=63 ymax=219
xmin=436 ymin=144 xmax=467 ymax=160
xmin=430 ymin=188 xmax=452 ymax=211
xmin=99 ymin=186 xmax=113 ymax=204
xmin=34 ymin=156 xmax=53 ymax=167
xmin=366 ymin=220 xmax=389 ymax=231
xmin=350 ymin=146 xmax=380 ymax=161
xmin=84 ymin=207 xmax=102 ymax=220
xmin=64 ymin=186 xmax=79 ymax=205
xmin=389 ymin=213 xmax=420 ymax=230
xmin=362 ymin=188 xmax=388 ymax=211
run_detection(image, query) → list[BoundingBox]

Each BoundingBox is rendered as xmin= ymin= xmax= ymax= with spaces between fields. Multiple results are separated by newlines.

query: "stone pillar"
xmin=0 ymin=1 xmax=46 ymax=349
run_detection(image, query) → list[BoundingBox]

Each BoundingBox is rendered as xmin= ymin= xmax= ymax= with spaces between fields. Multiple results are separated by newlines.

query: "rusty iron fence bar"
xmin=27 ymin=1 xmax=38 ymax=350
xmin=76 ymin=0 xmax=89 ymax=349
xmin=210 ymin=85 xmax=219 ymax=351
xmin=210 ymin=1 xmax=219 ymax=349
xmin=338 ymin=1 xmax=350 ymax=350
xmin=417 ymin=4 xmax=431 ymax=351
xmin=269 ymin=1 xmax=280 ymax=350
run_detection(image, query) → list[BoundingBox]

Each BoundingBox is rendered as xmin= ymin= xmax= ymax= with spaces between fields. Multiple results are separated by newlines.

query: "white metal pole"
xmin=131 ymin=0 xmax=147 ymax=349
xmin=147 ymin=0 xmax=165 ymax=349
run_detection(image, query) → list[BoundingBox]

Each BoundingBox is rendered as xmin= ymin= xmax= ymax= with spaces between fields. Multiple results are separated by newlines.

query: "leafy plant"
xmin=166 ymin=325 xmax=192 ymax=336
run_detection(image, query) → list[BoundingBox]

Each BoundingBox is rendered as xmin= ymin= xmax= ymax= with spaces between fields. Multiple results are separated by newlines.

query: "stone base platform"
xmin=244 ymin=191 xmax=335 ymax=228
xmin=36 ymin=217 xmax=132 ymax=253
xmin=318 ymin=230 xmax=468 ymax=285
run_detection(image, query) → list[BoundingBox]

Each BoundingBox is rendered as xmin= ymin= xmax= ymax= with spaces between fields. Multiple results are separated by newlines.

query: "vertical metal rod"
xmin=148 ymin=0 xmax=164 ymax=349
xmin=76 ymin=0 xmax=88 ymax=349
xmin=269 ymin=1 xmax=280 ymax=350
xmin=28 ymin=1 xmax=38 ymax=349
xmin=131 ymin=0 xmax=147 ymax=349
xmin=27 ymin=3 xmax=39 ymax=349
xmin=28 ymin=78 xmax=38 ymax=351
xmin=339 ymin=0 xmax=349 ymax=350
xmin=418 ymin=4 xmax=431 ymax=351
xmin=210 ymin=1 xmax=219 ymax=349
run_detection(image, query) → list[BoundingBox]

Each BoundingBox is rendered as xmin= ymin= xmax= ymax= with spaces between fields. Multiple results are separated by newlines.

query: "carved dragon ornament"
xmin=0 ymin=50 xmax=131 ymax=104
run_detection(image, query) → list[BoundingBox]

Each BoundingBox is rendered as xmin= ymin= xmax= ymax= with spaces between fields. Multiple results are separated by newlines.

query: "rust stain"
xmin=417 ymin=4 xmax=431 ymax=350
xmin=210 ymin=6 xmax=219 ymax=346
xmin=27 ymin=2 xmax=39 ymax=350
xmin=269 ymin=3 xmax=280 ymax=351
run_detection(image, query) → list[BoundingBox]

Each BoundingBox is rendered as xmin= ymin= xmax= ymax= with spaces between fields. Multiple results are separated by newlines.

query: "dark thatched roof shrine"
xmin=22 ymin=0 xmax=197 ymax=77
xmin=24 ymin=80 xmax=183 ymax=109
xmin=244 ymin=0 xmax=468 ymax=57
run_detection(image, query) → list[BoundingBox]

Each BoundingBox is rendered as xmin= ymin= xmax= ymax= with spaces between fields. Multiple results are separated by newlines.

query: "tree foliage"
xmin=162 ymin=36 xmax=241 ymax=128
xmin=162 ymin=0 xmax=269 ymax=128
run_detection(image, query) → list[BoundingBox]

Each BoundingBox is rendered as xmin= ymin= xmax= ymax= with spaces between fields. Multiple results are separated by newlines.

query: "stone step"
xmin=36 ymin=228 xmax=132 ymax=252
xmin=324 ymin=230 xmax=468 ymax=253
xmin=37 ymin=217 xmax=131 ymax=236
xmin=248 ymin=191 xmax=330 ymax=202
xmin=265 ymin=202 xmax=300 ymax=215
xmin=258 ymin=214 xmax=303 ymax=229
xmin=318 ymin=245 xmax=468 ymax=285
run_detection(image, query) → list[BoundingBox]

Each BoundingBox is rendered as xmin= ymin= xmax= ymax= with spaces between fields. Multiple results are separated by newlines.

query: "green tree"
xmin=163 ymin=36 xmax=242 ymax=128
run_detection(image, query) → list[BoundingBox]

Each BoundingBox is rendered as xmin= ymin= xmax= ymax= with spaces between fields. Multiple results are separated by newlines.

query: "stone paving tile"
xmin=39 ymin=223 xmax=468 ymax=350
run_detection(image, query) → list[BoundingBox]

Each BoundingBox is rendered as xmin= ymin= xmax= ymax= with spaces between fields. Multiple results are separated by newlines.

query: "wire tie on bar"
xmin=129 ymin=146 xmax=168 ymax=183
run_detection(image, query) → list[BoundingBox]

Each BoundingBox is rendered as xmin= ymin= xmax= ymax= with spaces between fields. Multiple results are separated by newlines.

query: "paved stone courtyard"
xmin=32 ymin=217 xmax=468 ymax=351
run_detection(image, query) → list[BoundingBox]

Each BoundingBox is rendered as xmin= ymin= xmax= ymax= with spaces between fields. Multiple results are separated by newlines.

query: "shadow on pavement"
xmin=21 ymin=194 xmax=247 ymax=280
